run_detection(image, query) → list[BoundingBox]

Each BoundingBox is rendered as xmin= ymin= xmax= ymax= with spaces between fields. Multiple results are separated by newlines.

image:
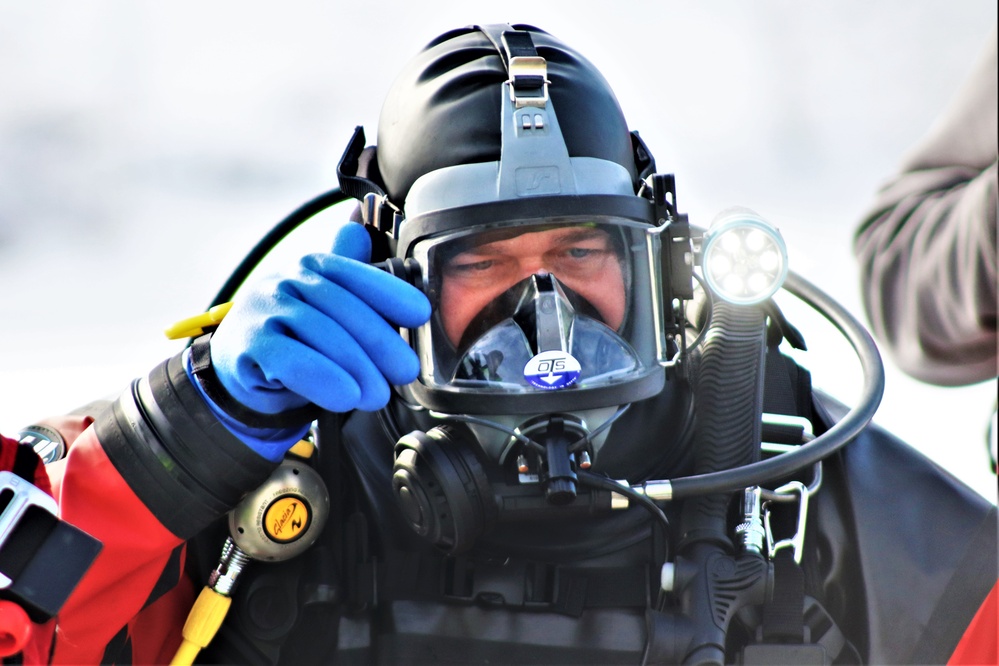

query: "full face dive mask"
xmin=390 ymin=213 xmax=682 ymax=553
xmin=336 ymin=25 xmax=695 ymax=552
xmin=407 ymin=217 xmax=667 ymax=417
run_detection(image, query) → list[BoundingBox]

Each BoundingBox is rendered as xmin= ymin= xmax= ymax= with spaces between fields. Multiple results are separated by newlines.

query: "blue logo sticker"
xmin=523 ymin=351 xmax=581 ymax=390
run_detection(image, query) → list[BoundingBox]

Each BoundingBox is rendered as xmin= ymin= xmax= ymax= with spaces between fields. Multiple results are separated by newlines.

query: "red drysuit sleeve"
xmin=44 ymin=427 xmax=186 ymax=664
xmin=949 ymin=580 xmax=998 ymax=666
xmin=19 ymin=351 xmax=278 ymax=664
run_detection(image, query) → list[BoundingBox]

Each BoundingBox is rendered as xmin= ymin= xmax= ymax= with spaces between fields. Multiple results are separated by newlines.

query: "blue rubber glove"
xmin=208 ymin=222 xmax=431 ymax=416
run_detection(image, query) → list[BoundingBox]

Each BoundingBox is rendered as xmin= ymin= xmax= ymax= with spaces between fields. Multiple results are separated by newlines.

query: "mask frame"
xmin=397 ymin=199 xmax=672 ymax=415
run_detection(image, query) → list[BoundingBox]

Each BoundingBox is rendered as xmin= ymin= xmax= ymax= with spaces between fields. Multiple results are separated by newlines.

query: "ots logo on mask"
xmin=524 ymin=350 xmax=581 ymax=390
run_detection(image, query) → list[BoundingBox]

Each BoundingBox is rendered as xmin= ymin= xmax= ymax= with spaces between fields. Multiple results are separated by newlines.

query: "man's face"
xmin=438 ymin=225 xmax=626 ymax=346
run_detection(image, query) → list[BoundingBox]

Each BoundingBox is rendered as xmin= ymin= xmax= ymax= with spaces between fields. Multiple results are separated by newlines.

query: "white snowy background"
xmin=0 ymin=1 xmax=995 ymax=501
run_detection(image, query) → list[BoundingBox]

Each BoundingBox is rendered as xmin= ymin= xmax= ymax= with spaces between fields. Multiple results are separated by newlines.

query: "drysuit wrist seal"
xmin=189 ymin=332 xmax=321 ymax=430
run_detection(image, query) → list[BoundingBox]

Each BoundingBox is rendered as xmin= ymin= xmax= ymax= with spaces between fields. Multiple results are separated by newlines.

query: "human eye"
xmin=443 ymin=251 xmax=509 ymax=285
xmin=444 ymin=252 xmax=496 ymax=273
xmin=566 ymin=246 xmax=601 ymax=259
xmin=561 ymin=237 xmax=613 ymax=264
xmin=547 ymin=231 xmax=617 ymax=275
xmin=449 ymin=257 xmax=494 ymax=273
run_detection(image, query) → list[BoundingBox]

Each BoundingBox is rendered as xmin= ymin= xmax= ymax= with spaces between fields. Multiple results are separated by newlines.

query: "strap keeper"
xmin=189 ymin=333 xmax=321 ymax=430
xmin=361 ymin=191 xmax=403 ymax=236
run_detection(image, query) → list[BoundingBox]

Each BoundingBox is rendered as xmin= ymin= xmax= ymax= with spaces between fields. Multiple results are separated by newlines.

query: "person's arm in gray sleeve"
xmin=854 ymin=29 xmax=998 ymax=386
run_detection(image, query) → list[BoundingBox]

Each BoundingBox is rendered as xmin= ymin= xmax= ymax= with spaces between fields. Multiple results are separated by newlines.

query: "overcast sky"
xmin=0 ymin=1 xmax=995 ymax=499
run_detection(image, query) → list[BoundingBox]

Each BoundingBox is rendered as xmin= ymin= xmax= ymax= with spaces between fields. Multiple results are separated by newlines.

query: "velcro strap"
xmin=189 ymin=333 xmax=320 ymax=430
xmin=553 ymin=566 xmax=651 ymax=617
xmin=336 ymin=126 xmax=388 ymax=202
xmin=380 ymin=549 xmax=651 ymax=617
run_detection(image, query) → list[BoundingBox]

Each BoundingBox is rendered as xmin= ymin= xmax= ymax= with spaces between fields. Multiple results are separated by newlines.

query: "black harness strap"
xmin=273 ymin=411 xmax=346 ymax=664
xmin=552 ymin=566 xmax=651 ymax=617
xmin=762 ymin=552 xmax=807 ymax=643
xmin=334 ymin=126 xmax=400 ymax=235
xmin=474 ymin=24 xmax=547 ymax=101
xmin=335 ymin=126 xmax=387 ymax=203
xmin=377 ymin=547 xmax=652 ymax=618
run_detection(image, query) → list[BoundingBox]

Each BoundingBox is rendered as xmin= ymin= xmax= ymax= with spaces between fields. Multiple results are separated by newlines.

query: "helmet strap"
xmin=336 ymin=125 xmax=402 ymax=237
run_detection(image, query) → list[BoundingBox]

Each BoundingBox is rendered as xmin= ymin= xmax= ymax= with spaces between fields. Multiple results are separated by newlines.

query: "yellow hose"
xmin=169 ymin=586 xmax=233 ymax=666
xmin=164 ymin=302 xmax=234 ymax=340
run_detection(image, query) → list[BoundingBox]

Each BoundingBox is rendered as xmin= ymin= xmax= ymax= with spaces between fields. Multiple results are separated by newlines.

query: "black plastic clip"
xmin=0 ymin=471 xmax=102 ymax=622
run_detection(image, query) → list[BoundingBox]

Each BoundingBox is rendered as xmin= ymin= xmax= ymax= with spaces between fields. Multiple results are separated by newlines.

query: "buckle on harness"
xmin=764 ymin=481 xmax=810 ymax=564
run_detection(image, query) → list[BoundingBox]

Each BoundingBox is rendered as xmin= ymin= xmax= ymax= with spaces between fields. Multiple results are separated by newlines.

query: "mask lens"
xmin=434 ymin=223 xmax=629 ymax=347
xmin=453 ymin=310 xmax=641 ymax=390
xmin=408 ymin=216 xmax=663 ymax=405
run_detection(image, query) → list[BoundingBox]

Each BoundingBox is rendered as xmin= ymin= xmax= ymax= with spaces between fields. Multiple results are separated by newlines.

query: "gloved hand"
xmin=207 ymin=222 xmax=431 ymax=418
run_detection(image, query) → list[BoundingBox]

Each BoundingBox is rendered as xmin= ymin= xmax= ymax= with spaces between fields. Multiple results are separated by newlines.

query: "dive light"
xmin=700 ymin=208 xmax=788 ymax=305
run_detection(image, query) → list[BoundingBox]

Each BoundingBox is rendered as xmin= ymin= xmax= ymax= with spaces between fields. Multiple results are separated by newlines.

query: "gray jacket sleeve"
xmin=854 ymin=30 xmax=998 ymax=386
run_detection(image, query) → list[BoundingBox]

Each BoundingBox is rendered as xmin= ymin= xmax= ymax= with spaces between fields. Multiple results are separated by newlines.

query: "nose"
xmin=517 ymin=256 xmax=549 ymax=282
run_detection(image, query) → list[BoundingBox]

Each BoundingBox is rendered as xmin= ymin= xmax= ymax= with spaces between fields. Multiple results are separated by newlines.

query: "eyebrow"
xmin=450 ymin=245 xmax=502 ymax=260
xmin=458 ymin=227 xmax=609 ymax=255
xmin=555 ymin=227 xmax=608 ymax=243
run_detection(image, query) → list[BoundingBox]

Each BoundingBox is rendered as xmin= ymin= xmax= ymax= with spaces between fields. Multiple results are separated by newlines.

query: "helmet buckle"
xmin=508 ymin=55 xmax=550 ymax=108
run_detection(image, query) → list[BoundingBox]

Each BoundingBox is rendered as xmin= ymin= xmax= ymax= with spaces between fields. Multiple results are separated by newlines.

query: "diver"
xmin=16 ymin=24 xmax=997 ymax=665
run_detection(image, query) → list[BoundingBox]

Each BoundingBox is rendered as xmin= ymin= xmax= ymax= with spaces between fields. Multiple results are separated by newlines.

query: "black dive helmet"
xmin=339 ymin=24 xmax=686 ymax=411
xmin=337 ymin=25 xmax=696 ymax=548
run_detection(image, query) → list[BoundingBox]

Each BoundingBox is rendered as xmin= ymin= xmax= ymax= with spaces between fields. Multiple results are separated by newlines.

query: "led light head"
xmin=701 ymin=209 xmax=788 ymax=305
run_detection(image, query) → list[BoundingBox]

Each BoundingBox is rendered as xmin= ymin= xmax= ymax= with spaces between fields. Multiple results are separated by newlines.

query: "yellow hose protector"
xmin=164 ymin=302 xmax=234 ymax=340
xmin=288 ymin=438 xmax=316 ymax=459
xmin=169 ymin=586 xmax=233 ymax=666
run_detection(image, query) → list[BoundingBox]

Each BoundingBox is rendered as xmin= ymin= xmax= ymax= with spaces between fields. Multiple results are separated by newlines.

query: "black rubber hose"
xmin=675 ymin=300 xmax=767 ymax=666
xmin=665 ymin=271 xmax=884 ymax=499
xmin=209 ymin=187 xmax=348 ymax=308
xmin=680 ymin=300 xmax=768 ymax=547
